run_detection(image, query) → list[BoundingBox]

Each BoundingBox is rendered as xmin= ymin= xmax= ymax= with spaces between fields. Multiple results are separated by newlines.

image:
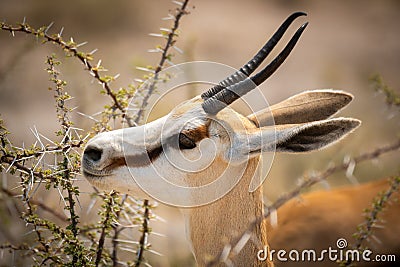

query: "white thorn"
xmin=172 ymin=0 xmax=184 ymax=6
xmin=38 ymin=132 xmax=56 ymax=145
xmin=57 ymin=187 xmax=67 ymax=207
xmin=89 ymin=48 xmax=98 ymax=55
xmin=173 ymin=45 xmax=183 ymax=54
xmin=136 ymin=66 xmax=154 ymax=73
xmin=345 ymin=158 xmax=355 ymax=178
xmin=147 ymin=48 xmax=162 ymax=53
xmin=220 ymin=244 xmax=231 ymax=263
xmin=270 ymin=208 xmax=278 ymax=228
xmin=150 ymin=231 xmax=166 ymax=237
xmin=113 ymin=239 xmax=139 ymax=245
xmin=233 ymin=231 xmax=251 ymax=255
xmin=76 ymin=41 xmax=88 ymax=48
xmin=162 ymin=14 xmax=175 ymax=20
xmin=147 ymin=249 xmax=163 ymax=257
xmin=119 ymin=247 xmax=137 ymax=254
xmin=148 ymin=33 xmax=164 ymax=38
xmin=45 ymin=22 xmax=54 ymax=34
xmin=165 ymin=59 xmax=175 ymax=67
xmin=5 ymin=156 xmax=17 ymax=173
xmin=58 ymin=27 xmax=64 ymax=37
xmin=160 ymin=27 xmax=172 ymax=33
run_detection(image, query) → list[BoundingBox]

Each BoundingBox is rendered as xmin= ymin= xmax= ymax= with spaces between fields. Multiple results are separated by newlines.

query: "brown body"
xmin=268 ymin=179 xmax=400 ymax=266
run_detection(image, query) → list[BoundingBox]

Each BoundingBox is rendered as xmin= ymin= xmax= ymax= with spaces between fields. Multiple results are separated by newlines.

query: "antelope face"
xmin=81 ymin=95 xmax=258 ymax=199
xmin=81 ymin=12 xmax=361 ymax=205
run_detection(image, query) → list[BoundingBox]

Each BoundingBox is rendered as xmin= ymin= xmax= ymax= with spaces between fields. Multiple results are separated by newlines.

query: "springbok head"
xmin=82 ymin=12 xmax=360 ymax=206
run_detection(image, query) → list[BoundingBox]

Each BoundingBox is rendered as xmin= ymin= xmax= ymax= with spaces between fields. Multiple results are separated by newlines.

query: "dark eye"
xmin=179 ymin=133 xmax=196 ymax=150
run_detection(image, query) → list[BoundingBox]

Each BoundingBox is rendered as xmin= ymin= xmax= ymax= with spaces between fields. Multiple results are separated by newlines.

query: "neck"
xmin=183 ymin=158 xmax=272 ymax=266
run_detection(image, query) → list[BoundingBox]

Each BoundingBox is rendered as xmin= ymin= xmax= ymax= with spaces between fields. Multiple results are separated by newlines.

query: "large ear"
xmin=247 ymin=90 xmax=353 ymax=127
xmin=229 ymin=118 xmax=360 ymax=161
xmin=273 ymin=118 xmax=361 ymax=152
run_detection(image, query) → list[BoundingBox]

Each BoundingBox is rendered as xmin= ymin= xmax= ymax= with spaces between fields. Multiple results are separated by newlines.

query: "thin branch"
xmin=0 ymin=244 xmax=30 ymax=251
xmin=112 ymin=194 xmax=128 ymax=267
xmin=133 ymin=0 xmax=190 ymax=124
xmin=0 ymin=186 xmax=67 ymax=222
xmin=0 ymin=22 xmax=134 ymax=127
xmin=95 ymin=191 xmax=118 ymax=267
xmin=342 ymin=176 xmax=400 ymax=266
xmin=47 ymin=55 xmax=80 ymax=241
xmin=134 ymin=199 xmax=151 ymax=267
xmin=1 ymin=155 xmax=57 ymax=182
xmin=370 ymin=74 xmax=400 ymax=108
xmin=20 ymin=171 xmax=53 ymax=260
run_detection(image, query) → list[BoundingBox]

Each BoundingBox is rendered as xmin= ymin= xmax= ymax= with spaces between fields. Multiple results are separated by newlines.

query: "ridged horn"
xmin=202 ymin=18 xmax=308 ymax=115
xmin=201 ymin=12 xmax=307 ymax=100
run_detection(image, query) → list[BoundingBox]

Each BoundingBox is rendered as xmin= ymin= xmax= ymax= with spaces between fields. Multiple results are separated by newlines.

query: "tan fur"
xmin=186 ymin=157 xmax=271 ymax=266
xmin=184 ymin=110 xmax=273 ymax=266
xmin=267 ymin=179 xmax=400 ymax=267
xmin=248 ymin=90 xmax=353 ymax=127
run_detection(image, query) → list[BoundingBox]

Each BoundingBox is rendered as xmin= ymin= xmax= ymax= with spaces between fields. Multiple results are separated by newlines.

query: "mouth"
xmin=81 ymin=160 xmax=114 ymax=179
xmin=82 ymin=168 xmax=112 ymax=179
xmin=81 ymin=155 xmax=127 ymax=179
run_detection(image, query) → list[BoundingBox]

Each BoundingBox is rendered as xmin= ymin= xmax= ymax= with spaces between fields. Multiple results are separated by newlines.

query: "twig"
xmin=95 ymin=191 xmax=118 ymax=267
xmin=133 ymin=0 xmax=190 ymax=124
xmin=1 ymin=155 xmax=57 ymax=182
xmin=47 ymin=55 xmax=80 ymax=241
xmin=134 ymin=199 xmax=151 ymax=267
xmin=19 ymin=171 xmax=53 ymax=261
xmin=370 ymin=74 xmax=400 ymax=108
xmin=0 ymin=244 xmax=30 ymax=251
xmin=0 ymin=22 xmax=134 ymax=127
xmin=342 ymin=176 xmax=400 ymax=266
xmin=0 ymin=186 xmax=67 ymax=222
xmin=112 ymin=194 xmax=128 ymax=267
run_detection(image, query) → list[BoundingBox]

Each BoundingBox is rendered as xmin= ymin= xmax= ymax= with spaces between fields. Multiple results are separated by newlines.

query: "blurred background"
xmin=1 ymin=0 xmax=399 ymax=266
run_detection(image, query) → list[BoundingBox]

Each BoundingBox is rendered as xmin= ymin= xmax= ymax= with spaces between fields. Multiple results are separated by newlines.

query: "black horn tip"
xmin=301 ymin=21 xmax=309 ymax=29
xmin=297 ymin=22 xmax=309 ymax=35
xmin=291 ymin=11 xmax=307 ymax=18
xmin=250 ymin=21 xmax=309 ymax=86
xmin=202 ymin=12 xmax=308 ymax=114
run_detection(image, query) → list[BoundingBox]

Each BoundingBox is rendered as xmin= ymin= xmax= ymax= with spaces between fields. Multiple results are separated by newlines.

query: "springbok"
xmin=268 ymin=178 xmax=400 ymax=267
xmin=82 ymin=12 xmax=361 ymax=266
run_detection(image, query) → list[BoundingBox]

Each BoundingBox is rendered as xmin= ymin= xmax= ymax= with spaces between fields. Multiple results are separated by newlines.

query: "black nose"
xmin=84 ymin=146 xmax=103 ymax=162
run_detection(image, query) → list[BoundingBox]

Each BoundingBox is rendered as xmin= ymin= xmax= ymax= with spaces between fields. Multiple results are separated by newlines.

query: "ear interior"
xmin=247 ymin=90 xmax=353 ymax=127
xmin=230 ymin=118 xmax=360 ymax=163
xmin=275 ymin=118 xmax=361 ymax=152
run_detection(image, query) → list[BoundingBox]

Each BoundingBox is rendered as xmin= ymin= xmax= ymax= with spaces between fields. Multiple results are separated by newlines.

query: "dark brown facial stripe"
xmin=105 ymin=124 xmax=209 ymax=170
xmin=147 ymin=146 xmax=163 ymax=162
xmin=107 ymin=146 xmax=163 ymax=170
